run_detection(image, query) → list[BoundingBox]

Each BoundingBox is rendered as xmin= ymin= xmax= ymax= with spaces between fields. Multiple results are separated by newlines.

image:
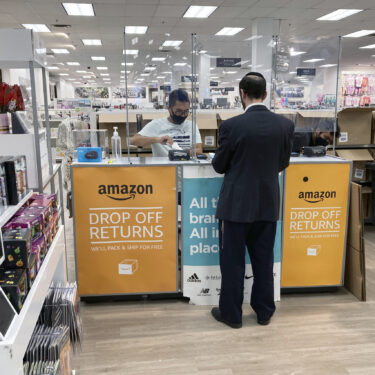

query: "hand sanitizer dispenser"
xmin=111 ymin=126 xmax=122 ymax=160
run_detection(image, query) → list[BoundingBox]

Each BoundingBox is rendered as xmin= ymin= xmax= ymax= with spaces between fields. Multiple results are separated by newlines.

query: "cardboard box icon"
xmin=118 ymin=259 xmax=139 ymax=275
xmin=307 ymin=245 xmax=321 ymax=256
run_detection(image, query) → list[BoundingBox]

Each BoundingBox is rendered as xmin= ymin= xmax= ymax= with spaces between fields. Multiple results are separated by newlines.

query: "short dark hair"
xmin=239 ymin=72 xmax=266 ymax=100
xmin=168 ymin=89 xmax=190 ymax=108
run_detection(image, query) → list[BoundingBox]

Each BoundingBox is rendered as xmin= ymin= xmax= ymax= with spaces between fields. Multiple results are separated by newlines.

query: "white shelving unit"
xmin=0 ymin=226 xmax=66 ymax=375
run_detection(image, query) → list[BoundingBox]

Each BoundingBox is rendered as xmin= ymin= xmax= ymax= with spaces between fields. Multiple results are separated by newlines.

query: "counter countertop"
xmin=72 ymin=155 xmax=350 ymax=167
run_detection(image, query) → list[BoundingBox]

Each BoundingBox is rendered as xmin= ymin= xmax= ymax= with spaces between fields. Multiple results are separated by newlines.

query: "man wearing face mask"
xmin=130 ymin=89 xmax=202 ymax=156
xmin=292 ymin=120 xmax=341 ymax=153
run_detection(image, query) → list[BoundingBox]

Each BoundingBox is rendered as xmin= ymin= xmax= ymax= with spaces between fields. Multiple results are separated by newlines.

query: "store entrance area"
xmin=65 ymin=212 xmax=375 ymax=374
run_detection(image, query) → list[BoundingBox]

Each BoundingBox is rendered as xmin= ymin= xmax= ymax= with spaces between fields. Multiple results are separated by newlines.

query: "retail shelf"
xmin=0 ymin=191 xmax=34 ymax=228
xmin=0 ymin=226 xmax=66 ymax=375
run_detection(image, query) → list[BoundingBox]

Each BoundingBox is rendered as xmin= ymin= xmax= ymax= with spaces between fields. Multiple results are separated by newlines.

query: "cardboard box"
xmin=336 ymin=149 xmax=373 ymax=182
xmin=344 ymin=182 xmax=366 ymax=301
xmin=337 ymin=108 xmax=373 ymax=145
xmin=197 ymin=113 xmax=218 ymax=149
xmin=296 ymin=110 xmax=335 ymax=130
xmin=362 ymin=186 xmax=372 ymax=220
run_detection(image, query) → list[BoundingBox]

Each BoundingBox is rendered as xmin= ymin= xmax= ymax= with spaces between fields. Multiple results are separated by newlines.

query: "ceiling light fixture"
xmin=82 ymin=39 xmax=102 ymax=46
xmin=303 ymin=58 xmax=325 ymax=63
xmin=47 ymin=66 xmax=59 ymax=70
xmin=215 ymin=27 xmax=244 ymax=36
xmin=62 ymin=3 xmax=95 ymax=16
xmin=145 ymin=67 xmax=156 ymax=71
xmin=123 ymin=49 xmax=139 ymax=55
xmin=125 ymin=26 xmax=148 ymax=34
xmin=51 ymin=48 xmax=70 ymax=54
xmin=319 ymin=64 xmax=337 ymax=68
xmin=22 ymin=24 xmax=51 ymax=32
xmin=100 ymin=73 xmax=109 ymax=76
xmin=67 ymin=62 xmax=80 ymax=66
xmin=76 ymin=70 xmax=87 ymax=73
xmin=59 ymin=73 xmax=69 ymax=76
xmin=317 ymin=9 xmax=362 ymax=21
xmin=360 ymin=44 xmax=375 ymax=49
xmin=290 ymin=51 xmax=306 ymax=56
xmin=91 ymin=56 xmax=105 ymax=60
xmin=244 ymin=35 xmax=262 ymax=41
xmin=121 ymin=62 xmax=134 ymax=66
xmin=344 ymin=30 xmax=375 ymax=38
xmin=96 ymin=67 xmax=108 ymax=70
xmin=174 ymin=62 xmax=187 ymax=66
xmin=162 ymin=40 xmax=183 ymax=47
xmin=183 ymin=5 xmax=217 ymax=18
xmin=152 ymin=57 xmax=166 ymax=61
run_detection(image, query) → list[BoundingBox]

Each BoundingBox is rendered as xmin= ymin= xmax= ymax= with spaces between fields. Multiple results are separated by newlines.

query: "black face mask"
xmin=170 ymin=110 xmax=187 ymax=125
xmin=315 ymin=136 xmax=329 ymax=147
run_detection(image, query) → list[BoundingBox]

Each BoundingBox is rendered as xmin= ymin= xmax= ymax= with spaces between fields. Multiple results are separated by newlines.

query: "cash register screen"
xmin=0 ymin=288 xmax=17 ymax=339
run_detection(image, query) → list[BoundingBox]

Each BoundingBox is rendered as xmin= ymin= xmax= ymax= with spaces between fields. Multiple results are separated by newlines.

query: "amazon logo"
xmin=298 ymin=190 xmax=336 ymax=204
xmin=98 ymin=184 xmax=153 ymax=201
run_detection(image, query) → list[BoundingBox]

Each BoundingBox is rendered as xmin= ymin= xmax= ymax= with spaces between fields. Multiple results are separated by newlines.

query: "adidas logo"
xmin=187 ymin=273 xmax=201 ymax=283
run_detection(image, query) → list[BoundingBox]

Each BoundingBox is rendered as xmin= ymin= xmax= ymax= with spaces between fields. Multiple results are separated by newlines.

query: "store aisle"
xmin=66 ymin=212 xmax=375 ymax=374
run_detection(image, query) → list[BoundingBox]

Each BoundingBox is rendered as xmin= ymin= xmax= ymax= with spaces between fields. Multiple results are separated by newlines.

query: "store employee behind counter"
xmin=211 ymin=72 xmax=294 ymax=329
xmin=130 ymin=89 xmax=202 ymax=156
xmin=292 ymin=119 xmax=340 ymax=153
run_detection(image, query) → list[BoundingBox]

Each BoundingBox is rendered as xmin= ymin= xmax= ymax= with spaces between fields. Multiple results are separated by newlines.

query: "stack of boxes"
xmin=0 ymin=193 xmax=59 ymax=312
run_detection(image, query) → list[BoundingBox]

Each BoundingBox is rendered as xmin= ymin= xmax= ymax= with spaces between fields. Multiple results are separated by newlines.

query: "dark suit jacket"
xmin=212 ymin=105 xmax=294 ymax=223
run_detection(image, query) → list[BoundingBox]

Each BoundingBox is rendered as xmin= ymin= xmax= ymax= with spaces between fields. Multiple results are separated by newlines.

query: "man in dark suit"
xmin=211 ymin=72 xmax=294 ymax=329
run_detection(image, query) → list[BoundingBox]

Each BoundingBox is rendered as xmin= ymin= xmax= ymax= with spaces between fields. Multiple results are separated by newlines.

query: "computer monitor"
xmin=203 ymin=98 xmax=213 ymax=106
xmin=217 ymin=98 xmax=228 ymax=108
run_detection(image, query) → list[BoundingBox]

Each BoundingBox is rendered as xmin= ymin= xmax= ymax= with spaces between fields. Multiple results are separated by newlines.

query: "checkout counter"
xmin=72 ymin=155 xmax=351 ymax=304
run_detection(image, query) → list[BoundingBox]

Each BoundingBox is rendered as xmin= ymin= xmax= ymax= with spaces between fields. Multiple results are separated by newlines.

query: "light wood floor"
xmin=66 ymin=216 xmax=375 ymax=375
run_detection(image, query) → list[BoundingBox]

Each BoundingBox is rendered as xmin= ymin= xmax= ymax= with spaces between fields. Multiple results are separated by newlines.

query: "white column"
xmin=199 ymin=53 xmax=210 ymax=103
xmin=252 ymin=18 xmax=274 ymax=108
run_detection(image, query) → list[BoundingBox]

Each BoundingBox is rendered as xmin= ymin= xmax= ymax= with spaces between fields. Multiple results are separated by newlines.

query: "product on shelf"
xmin=5 ymin=211 xmax=43 ymax=238
xmin=2 ymin=228 xmax=31 ymax=270
xmin=0 ymin=159 xmax=8 ymax=207
xmin=31 ymin=233 xmax=46 ymax=270
xmin=26 ymin=252 xmax=37 ymax=290
xmin=0 ymin=155 xmax=27 ymax=205
xmin=0 ymin=268 xmax=27 ymax=312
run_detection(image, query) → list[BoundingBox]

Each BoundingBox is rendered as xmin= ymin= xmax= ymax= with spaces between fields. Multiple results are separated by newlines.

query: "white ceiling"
xmin=1 ymin=0 xmax=375 ymax=86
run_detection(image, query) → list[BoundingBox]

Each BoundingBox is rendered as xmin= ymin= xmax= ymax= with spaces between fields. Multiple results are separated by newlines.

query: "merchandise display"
xmin=0 ymin=159 xmax=8 ymax=207
xmin=342 ymin=73 xmax=375 ymax=107
xmin=72 ymin=129 xmax=108 ymax=160
xmin=0 ymin=155 xmax=27 ymax=205
xmin=0 ymin=193 xmax=59 ymax=312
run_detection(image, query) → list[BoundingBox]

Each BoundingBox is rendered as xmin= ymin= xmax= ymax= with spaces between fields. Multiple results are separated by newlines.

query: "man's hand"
xmin=158 ymin=135 xmax=174 ymax=145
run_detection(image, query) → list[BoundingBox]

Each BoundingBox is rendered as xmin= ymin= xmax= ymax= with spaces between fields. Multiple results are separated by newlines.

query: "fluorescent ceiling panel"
xmin=319 ymin=64 xmax=337 ymax=68
xmin=174 ymin=62 xmax=187 ymax=66
xmin=344 ymin=30 xmax=375 ymax=38
xmin=162 ymin=40 xmax=183 ymax=47
xmin=82 ymin=39 xmax=102 ymax=46
xmin=290 ymin=51 xmax=306 ymax=56
xmin=96 ymin=67 xmax=108 ymax=70
xmin=51 ymin=49 xmax=70 ymax=54
xmin=67 ymin=62 xmax=80 ymax=66
xmin=303 ymin=58 xmax=324 ymax=63
xmin=152 ymin=57 xmax=166 ymax=61
xmin=47 ymin=66 xmax=59 ymax=70
xmin=215 ymin=27 xmax=244 ymax=36
xmin=125 ymin=26 xmax=148 ymax=34
xmin=360 ymin=44 xmax=375 ymax=49
xmin=91 ymin=56 xmax=105 ymax=60
xmin=122 ymin=62 xmax=134 ymax=66
xmin=62 ymin=3 xmax=95 ymax=16
xmin=123 ymin=49 xmax=139 ymax=55
xmin=317 ymin=9 xmax=362 ymax=21
xmin=22 ymin=24 xmax=50 ymax=32
xmin=183 ymin=6 xmax=217 ymax=18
